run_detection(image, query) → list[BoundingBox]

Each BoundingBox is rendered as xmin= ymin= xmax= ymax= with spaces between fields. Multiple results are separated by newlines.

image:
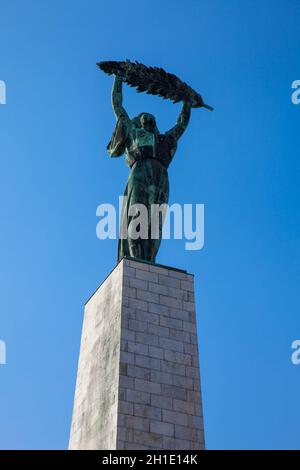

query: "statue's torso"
xmin=129 ymin=126 xmax=155 ymax=148
xmin=125 ymin=124 xmax=176 ymax=169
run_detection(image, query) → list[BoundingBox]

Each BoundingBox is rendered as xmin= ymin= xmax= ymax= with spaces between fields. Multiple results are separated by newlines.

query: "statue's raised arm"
xmin=111 ymin=75 xmax=130 ymax=124
xmin=165 ymin=102 xmax=191 ymax=142
xmin=107 ymin=76 xmax=131 ymax=157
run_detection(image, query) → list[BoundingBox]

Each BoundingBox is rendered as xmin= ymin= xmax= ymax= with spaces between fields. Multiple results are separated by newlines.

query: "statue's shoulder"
xmin=160 ymin=132 xmax=178 ymax=159
xmin=107 ymin=117 xmax=130 ymax=157
xmin=161 ymin=132 xmax=177 ymax=146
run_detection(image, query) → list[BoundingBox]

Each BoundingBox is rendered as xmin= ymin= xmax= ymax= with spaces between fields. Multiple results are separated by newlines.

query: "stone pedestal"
xmin=69 ymin=258 xmax=205 ymax=450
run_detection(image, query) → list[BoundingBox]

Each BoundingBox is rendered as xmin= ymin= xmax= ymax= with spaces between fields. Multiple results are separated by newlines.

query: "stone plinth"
xmin=69 ymin=258 xmax=205 ymax=450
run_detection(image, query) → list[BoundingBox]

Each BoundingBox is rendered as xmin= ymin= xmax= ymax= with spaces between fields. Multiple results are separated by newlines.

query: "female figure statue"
xmin=108 ymin=75 xmax=191 ymax=263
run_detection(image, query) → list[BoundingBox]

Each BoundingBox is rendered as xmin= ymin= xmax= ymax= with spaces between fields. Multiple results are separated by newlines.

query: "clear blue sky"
xmin=0 ymin=0 xmax=299 ymax=450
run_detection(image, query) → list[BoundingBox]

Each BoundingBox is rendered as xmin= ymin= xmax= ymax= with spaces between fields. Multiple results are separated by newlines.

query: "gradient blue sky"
xmin=0 ymin=0 xmax=299 ymax=450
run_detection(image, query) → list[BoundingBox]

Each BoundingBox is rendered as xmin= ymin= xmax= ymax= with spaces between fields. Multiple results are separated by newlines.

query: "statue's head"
xmin=140 ymin=113 xmax=157 ymax=133
xmin=131 ymin=113 xmax=159 ymax=134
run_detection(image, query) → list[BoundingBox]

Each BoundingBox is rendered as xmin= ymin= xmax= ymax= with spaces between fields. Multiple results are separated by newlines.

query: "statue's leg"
xmin=120 ymin=161 xmax=169 ymax=263
xmin=118 ymin=183 xmax=131 ymax=262
xmin=147 ymin=164 xmax=169 ymax=263
xmin=123 ymin=164 xmax=149 ymax=261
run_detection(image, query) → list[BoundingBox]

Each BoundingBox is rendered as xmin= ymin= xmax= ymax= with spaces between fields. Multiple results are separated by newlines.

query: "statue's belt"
xmin=127 ymin=145 xmax=169 ymax=170
xmin=130 ymin=157 xmax=168 ymax=170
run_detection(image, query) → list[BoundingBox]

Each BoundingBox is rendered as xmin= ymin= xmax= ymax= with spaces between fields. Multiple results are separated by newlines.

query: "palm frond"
xmin=97 ymin=60 xmax=213 ymax=110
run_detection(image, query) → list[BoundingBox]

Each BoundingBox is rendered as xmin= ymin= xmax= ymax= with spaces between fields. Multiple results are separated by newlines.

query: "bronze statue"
xmin=98 ymin=60 xmax=212 ymax=263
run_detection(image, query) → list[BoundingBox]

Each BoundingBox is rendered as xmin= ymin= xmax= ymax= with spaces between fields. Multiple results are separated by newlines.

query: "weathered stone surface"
xmin=69 ymin=258 xmax=205 ymax=450
xmin=69 ymin=262 xmax=123 ymax=450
